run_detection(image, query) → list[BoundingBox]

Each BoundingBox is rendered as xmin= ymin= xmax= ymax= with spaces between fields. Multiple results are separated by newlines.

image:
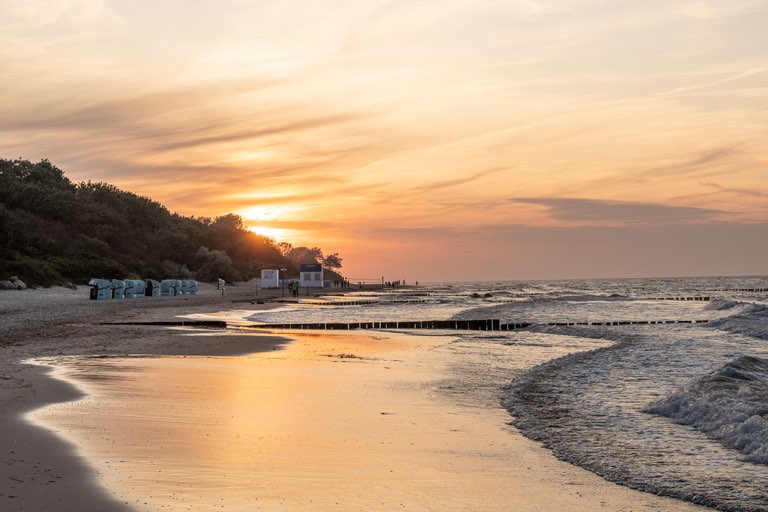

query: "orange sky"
xmin=1 ymin=1 xmax=767 ymax=281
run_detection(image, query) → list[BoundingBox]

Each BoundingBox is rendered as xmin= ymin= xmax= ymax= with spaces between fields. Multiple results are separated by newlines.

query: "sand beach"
xmin=1 ymin=284 xmax=711 ymax=511
xmin=0 ymin=283 xmax=288 ymax=511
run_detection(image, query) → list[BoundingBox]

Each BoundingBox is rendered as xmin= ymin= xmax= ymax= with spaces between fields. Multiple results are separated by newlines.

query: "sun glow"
xmin=238 ymin=206 xmax=284 ymax=221
xmin=239 ymin=204 xmax=303 ymax=242
xmin=247 ymin=225 xmax=290 ymax=241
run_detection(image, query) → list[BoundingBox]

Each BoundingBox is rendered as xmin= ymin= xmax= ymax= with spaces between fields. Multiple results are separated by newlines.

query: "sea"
xmin=32 ymin=276 xmax=768 ymax=511
xmin=243 ymin=276 xmax=768 ymax=511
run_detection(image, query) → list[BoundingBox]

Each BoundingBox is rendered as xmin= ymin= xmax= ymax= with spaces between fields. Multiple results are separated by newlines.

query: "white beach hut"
xmin=299 ymin=264 xmax=324 ymax=288
xmin=261 ymin=269 xmax=280 ymax=288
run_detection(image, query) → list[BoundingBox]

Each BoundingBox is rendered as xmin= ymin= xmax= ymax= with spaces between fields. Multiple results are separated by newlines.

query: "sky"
xmin=1 ymin=0 xmax=767 ymax=281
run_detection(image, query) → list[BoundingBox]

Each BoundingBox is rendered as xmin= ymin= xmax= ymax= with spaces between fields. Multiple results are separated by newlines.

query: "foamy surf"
xmin=645 ymin=355 xmax=768 ymax=465
xmin=504 ymin=305 xmax=768 ymax=512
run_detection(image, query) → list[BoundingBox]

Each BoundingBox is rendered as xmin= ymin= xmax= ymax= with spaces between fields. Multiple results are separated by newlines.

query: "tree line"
xmin=0 ymin=159 xmax=342 ymax=287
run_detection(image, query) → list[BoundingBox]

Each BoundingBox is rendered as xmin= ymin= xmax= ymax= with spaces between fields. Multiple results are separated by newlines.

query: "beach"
xmin=0 ymin=284 xmax=289 ymax=511
xmin=2 ymin=284 xmax=715 ymax=511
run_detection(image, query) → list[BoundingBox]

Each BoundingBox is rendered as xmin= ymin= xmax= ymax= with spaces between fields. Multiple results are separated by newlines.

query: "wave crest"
xmin=709 ymin=303 xmax=768 ymax=340
xmin=704 ymin=299 xmax=745 ymax=311
xmin=645 ymin=356 xmax=768 ymax=465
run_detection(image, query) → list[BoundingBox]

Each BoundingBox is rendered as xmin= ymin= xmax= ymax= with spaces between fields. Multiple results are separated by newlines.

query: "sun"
xmin=247 ymin=225 xmax=289 ymax=241
xmin=239 ymin=206 xmax=283 ymax=221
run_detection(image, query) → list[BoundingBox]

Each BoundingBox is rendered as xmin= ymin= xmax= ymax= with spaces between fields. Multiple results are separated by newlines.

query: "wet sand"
xmin=3 ymin=286 xmax=712 ymax=511
xmin=0 ymin=284 xmax=291 ymax=511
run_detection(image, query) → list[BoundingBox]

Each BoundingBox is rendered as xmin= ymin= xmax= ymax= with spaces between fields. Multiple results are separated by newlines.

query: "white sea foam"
xmin=504 ymin=323 xmax=768 ymax=512
xmin=645 ymin=356 xmax=768 ymax=465
xmin=710 ymin=302 xmax=768 ymax=340
xmin=705 ymin=299 xmax=745 ymax=311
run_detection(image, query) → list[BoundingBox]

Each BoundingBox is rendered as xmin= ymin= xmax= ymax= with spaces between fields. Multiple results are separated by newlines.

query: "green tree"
xmin=195 ymin=247 xmax=241 ymax=282
xmin=321 ymin=252 xmax=343 ymax=271
xmin=0 ymin=158 xmax=338 ymax=286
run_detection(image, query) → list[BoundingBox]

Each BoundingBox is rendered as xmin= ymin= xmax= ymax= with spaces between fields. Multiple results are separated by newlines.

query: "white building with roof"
xmin=299 ymin=264 xmax=324 ymax=288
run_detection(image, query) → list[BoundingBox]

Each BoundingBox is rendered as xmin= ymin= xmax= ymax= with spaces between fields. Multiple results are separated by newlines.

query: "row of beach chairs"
xmin=88 ymin=278 xmax=198 ymax=300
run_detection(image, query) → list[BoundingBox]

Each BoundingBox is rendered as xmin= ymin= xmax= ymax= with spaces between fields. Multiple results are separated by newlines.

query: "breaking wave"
xmin=709 ymin=301 xmax=768 ymax=340
xmin=705 ymin=298 xmax=747 ymax=311
xmin=504 ymin=324 xmax=768 ymax=512
xmin=645 ymin=356 xmax=768 ymax=465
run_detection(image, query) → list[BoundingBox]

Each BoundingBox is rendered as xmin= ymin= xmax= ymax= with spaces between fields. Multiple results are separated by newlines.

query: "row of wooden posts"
xmin=307 ymin=299 xmax=430 ymax=306
xmin=304 ymin=296 xmax=716 ymax=307
xmin=703 ymin=288 xmax=768 ymax=292
xmin=246 ymin=318 xmax=710 ymax=331
xmin=105 ymin=318 xmax=712 ymax=331
xmin=650 ymin=296 xmax=711 ymax=301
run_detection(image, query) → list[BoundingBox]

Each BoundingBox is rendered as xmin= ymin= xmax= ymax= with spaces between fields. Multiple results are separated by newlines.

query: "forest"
xmin=0 ymin=159 xmax=342 ymax=287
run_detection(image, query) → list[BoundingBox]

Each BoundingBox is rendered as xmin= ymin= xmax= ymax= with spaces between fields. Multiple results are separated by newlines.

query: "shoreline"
xmin=0 ymin=284 xmax=299 ymax=511
xmin=2 ymin=284 xmax=713 ymax=512
xmin=2 ymin=361 xmax=133 ymax=511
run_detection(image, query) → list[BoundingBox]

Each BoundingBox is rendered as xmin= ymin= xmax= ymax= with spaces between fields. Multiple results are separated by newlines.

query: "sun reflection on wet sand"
xmin=29 ymin=331 xmax=707 ymax=511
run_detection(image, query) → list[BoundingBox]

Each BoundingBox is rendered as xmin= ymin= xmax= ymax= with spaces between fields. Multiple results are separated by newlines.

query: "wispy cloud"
xmin=1 ymin=0 xmax=767 ymax=279
xmin=407 ymin=167 xmax=508 ymax=193
xmin=509 ymin=197 xmax=725 ymax=225
xmin=643 ymin=145 xmax=742 ymax=179
xmin=654 ymin=68 xmax=767 ymax=98
xmin=699 ymin=182 xmax=768 ymax=199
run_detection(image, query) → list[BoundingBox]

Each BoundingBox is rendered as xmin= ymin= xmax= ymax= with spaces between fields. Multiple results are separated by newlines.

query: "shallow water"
xmin=244 ymin=277 xmax=765 ymax=326
xmin=30 ymin=330 xmax=620 ymax=512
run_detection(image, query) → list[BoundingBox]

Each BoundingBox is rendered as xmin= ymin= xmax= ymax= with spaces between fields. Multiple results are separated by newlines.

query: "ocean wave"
xmin=705 ymin=299 xmax=746 ymax=311
xmin=504 ymin=324 xmax=768 ymax=512
xmin=645 ymin=356 xmax=768 ymax=465
xmin=528 ymin=292 xmax=630 ymax=302
xmin=710 ymin=303 xmax=768 ymax=340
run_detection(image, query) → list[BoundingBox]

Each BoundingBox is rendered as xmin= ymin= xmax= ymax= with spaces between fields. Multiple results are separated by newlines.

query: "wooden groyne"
xmin=302 ymin=299 xmax=430 ymax=306
xmin=648 ymin=296 xmax=711 ymax=301
xmin=98 ymin=317 xmax=712 ymax=332
xmin=99 ymin=320 xmax=228 ymax=328
xmin=530 ymin=319 xmax=710 ymax=327
xmin=247 ymin=318 xmax=710 ymax=332
xmin=305 ymin=300 xmax=378 ymax=306
xmin=379 ymin=299 xmax=430 ymax=304
xmin=704 ymin=288 xmax=768 ymax=293
xmin=248 ymin=319 xmax=502 ymax=331
xmin=378 ymin=292 xmax=433 ymax=297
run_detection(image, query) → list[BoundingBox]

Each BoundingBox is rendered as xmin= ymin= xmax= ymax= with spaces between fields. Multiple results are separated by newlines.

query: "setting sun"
xmin=247 ymin=225 xmax=290 ymax=242
xmin=238 ymin=206 xmax=283 ymax=222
